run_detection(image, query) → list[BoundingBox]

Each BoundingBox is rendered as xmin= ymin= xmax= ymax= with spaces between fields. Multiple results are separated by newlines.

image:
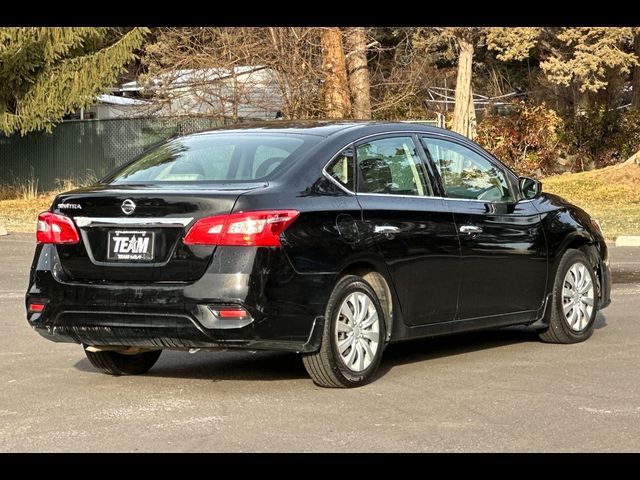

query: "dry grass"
xmin=0 ymin=193 xmax=56 ymax=232
xmin=543 ymin=163 xmax=640 ymax=240
xmin=0 ymin=175 xmax=40 ymax=201
xmin=0 ymin=175 xmax=96 ymax=233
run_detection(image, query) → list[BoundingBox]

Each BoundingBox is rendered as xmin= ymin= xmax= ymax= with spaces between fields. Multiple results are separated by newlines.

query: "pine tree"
xmin=486 ymin=27 xmax=637 ymax=95
xmin=0 ymin=27 xmax=149 ymax=135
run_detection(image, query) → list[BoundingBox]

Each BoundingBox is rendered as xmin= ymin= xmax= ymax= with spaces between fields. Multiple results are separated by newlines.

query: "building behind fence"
xmin=0 ymin=116 xmax=441 ymax=192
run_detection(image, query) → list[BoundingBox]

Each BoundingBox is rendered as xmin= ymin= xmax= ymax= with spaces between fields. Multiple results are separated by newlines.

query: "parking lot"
xmin=1 ymin=233 xmax=639 ymax=452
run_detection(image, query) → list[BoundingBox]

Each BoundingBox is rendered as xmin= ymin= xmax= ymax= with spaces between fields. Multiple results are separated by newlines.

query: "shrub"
xmin=476 ymin=102 xmax=564 ymax=177
xmin=563 ymin=107 xmax=640 ymax=168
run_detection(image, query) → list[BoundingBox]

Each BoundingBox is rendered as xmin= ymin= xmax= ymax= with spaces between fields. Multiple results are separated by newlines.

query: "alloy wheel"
xmin=334 ymin=291 xmax=380 ymax=372
xmin=562 ymin=262 xmax=595 ymax=332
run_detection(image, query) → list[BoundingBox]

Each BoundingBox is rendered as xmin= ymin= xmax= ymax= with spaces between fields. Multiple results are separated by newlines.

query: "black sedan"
xmin=26 ymin=121 xmax=611 ymax=387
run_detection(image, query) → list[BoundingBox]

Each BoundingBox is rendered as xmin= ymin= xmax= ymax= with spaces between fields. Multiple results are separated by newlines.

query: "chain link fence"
xmin=0 ymin=117 xmax=226 ymax=192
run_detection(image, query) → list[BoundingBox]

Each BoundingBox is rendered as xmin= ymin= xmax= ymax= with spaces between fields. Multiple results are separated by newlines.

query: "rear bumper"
xmin=30 ymin=309 xmax=324 ymax=352
xmin=26 ymin=244 xmax=331 ymax=352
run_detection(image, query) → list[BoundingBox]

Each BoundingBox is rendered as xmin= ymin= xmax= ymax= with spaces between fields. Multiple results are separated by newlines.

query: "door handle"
xmin=374 ymin=225 xmax=400 ymax=234
xmin=459 ymin=225 xmax=483 ymax=235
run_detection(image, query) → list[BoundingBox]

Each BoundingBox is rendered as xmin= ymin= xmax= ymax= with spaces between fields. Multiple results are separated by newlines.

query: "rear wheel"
xmin=302 ymin=275 xmax=386 ymax=388
xmin=84 ymin=348 xmax=162 ymax=375
xmin=539 ymin=249 xmax=598 ymax=344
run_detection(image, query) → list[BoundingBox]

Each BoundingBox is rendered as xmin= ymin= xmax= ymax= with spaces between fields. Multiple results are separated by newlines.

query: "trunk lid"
xmin=53 ymin=183 xmax=265 ymax=282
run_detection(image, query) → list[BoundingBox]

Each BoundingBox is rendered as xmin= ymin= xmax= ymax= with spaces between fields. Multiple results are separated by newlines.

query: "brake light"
xmin=184 ymin=210 xmax=299 ymax=246
xmin=36 ymin=212 xmax=80 ymax=244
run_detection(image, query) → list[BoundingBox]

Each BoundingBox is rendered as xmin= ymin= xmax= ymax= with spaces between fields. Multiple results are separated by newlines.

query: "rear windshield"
xmin=103 ymin=133 xmax=316 ymax=184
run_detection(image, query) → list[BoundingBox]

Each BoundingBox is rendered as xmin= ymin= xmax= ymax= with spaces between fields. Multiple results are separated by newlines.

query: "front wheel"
xmin=303 ymin=275 xmax=387 ymax=388
xmin=539 ymin=249 xmax=598 ymax=344
xmin=84 ymin=348 xmax=162 ymax=375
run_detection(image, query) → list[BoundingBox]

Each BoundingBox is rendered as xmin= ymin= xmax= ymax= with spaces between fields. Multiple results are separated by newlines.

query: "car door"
xmin=354 ymin=134 xmax=460 ymax=326
xmin=420 ymin=135 xmax=547 ymax=322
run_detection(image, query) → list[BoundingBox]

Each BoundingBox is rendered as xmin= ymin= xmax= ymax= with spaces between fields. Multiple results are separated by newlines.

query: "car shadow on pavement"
xmin=74 ymin=349 xmax=307 ymax=381
xmin=72 ymin=314 xmax=608 ymax=383
xmin=594 ymin=313 xmax=608 ymax=329
xmin=376 ymin=312 xmax=608 ymax=380
xmin=376 ymin=326 xmax=538 ymax=378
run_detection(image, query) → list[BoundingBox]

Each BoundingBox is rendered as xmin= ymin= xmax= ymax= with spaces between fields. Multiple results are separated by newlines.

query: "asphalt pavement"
xmin=1 ymin=233 xmax=639 ymax=452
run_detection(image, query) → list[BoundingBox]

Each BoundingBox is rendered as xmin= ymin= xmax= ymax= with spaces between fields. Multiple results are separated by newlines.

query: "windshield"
xmin=103 ymin=133 xmax=316 ymax=184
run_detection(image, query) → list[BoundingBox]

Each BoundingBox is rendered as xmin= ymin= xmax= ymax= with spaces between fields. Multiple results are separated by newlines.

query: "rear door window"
xmin=355 ymin=136 xmax=432 ymax=196
xmin=325 ymin=148 xmax=355 ymax=191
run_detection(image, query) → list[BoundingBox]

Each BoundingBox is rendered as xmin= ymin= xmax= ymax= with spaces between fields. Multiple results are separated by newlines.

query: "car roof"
xmin=190 ymin=119 xmax=461 ymax=140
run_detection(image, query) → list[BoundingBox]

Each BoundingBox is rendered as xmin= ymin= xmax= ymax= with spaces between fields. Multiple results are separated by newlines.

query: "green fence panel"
xmin=0 ymin=117 xmax=225 ymax=191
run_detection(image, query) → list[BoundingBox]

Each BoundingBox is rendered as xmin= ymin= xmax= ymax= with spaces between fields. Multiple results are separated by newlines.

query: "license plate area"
xmin=107 ymin=230 xmax=155 ymax=262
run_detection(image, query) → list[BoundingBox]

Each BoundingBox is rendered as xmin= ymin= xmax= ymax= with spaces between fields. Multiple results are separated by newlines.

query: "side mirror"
xmin=519 ymin=177 xmax=542 ymax=200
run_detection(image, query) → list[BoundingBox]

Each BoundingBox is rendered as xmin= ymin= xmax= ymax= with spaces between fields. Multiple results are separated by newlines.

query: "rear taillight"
xmin=183 ymin=210 xmax=299 ymax=247
xmin=36 ymin=212 xmax=80 ymax=244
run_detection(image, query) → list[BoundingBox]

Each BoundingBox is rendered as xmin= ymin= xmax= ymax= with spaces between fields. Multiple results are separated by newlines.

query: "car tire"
xmin=302 ymin=275 xmax=387 ymax=388
xmin=538 ymin=249 xmax=598 ymax=344
xmin=84 ymin=348 xmax=162 ymax=375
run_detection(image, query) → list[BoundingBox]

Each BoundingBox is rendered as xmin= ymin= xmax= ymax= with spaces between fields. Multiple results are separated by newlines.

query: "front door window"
xmin=421 ymin=137 xmax=514 ymax=202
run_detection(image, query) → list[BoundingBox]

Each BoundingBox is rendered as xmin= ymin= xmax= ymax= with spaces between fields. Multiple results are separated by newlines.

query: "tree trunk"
xmin=468 ymin=83 xmax=477 ymax=139
xmin=573 ymin=87 xmax=590 ymax=116
xmin=321 ymin=27 xmax=351 ymax=118
xmin=452 ymin=37 xmax=474 ymax=137
xmin=231 ymin=70 xmax=239 ymax=123
xmin=633 ymin=30 xmax=640 ymax=111
xmin=344 ymin=27 xmax=371 ymax=119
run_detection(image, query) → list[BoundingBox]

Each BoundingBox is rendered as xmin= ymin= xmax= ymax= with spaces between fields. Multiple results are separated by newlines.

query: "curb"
xmin=615 ymin=236 xmax=640 ymax=247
